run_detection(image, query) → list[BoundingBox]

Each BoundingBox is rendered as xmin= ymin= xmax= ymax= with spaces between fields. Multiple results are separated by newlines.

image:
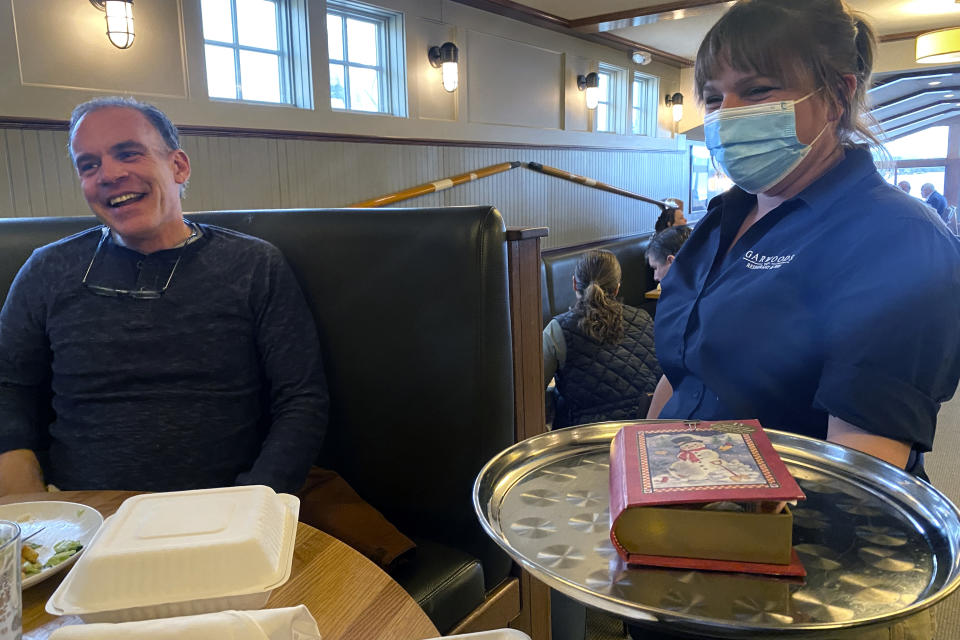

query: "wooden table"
xmin=4 ymin=491 xmax=439 ymax=640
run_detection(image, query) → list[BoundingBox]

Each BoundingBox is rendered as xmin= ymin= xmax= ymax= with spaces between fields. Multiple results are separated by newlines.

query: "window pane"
xmin=236 ymin=0 xmax=278 ymax=50
xmin=348 ymin=66 xmax=381 ymax=112
xmin=239 ymin=50 xmax=282 ymax=102
xmin=346 ymin=18 xmax=379 ymax=66
xmin=632 ymin=107 xmax=640 ymax=134
xmin=200 ymin=0 xmax=234 ymax=43
xmin=597 ymin=103 xmax=609 ymax=132
xmin=885 ymin=126 xmax=949 ymax=160
xmin=205 ymin=44 xmax=237 ymax=99
xmin=327 ymin=14 xmax=344 ymax=60
xmin=598 ymin=72 xmax=610 ymax=98
xmin=632 ymin=80 xmax=641 ymax=108
xmin=330 ymin=64 xmax=346 ymax=109
xmin=896 ymin=167 xmax=945 ymax=196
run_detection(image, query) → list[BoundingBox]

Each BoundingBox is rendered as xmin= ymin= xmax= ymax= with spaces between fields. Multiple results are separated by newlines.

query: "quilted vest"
xmin=554 ymin=305 xmax=662 ymax=428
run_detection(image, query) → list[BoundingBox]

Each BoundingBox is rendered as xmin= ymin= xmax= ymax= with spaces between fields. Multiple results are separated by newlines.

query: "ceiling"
xmin=871 ymin=66 xmax=960 ymax=139
xmin=510 ymin=0 xmax=960 ymax=61
xmin=457 ymin=0 xmax=960 ymax=140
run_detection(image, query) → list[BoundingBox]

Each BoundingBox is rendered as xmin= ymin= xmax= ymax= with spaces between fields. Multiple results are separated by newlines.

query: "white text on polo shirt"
xmin=742 ymin=250 xmax=795 ymax=270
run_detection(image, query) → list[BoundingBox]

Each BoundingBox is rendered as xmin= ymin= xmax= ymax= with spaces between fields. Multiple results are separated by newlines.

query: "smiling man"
xmin=0 ymin=97 xmax=329 ymax=496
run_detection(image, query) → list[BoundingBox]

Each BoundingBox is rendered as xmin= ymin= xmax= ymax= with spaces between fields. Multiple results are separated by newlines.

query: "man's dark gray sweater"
xmin=0 ymin=223 xmax=328 ymax=493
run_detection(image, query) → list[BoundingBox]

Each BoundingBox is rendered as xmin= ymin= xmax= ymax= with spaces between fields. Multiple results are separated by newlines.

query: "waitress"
xmin=650 ymin=0 xmax=960 ymax=478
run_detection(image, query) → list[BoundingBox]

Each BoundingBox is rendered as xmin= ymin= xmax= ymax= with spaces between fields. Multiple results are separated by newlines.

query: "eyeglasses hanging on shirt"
xmin=81 ymin=222 xmax=201 ymax=299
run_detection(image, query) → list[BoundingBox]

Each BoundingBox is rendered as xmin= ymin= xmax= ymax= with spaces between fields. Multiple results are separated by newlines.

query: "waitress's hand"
xmin=826 ymin=416 xmax=911 ymax=469
xmin=647 ymin=375 xmax=673 ymax=419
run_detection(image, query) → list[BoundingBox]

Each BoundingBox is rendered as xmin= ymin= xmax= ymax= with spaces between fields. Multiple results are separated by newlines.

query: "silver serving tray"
xmin=473 ymin=422 xmax=960 ymax=637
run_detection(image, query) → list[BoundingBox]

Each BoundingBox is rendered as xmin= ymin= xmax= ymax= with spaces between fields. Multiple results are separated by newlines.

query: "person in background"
xmin=542 ymin=250 xmax=661 ymax=428
xmin=655 ymin=198 xmax=689 ymax=233
xmin=898 ymin=180 xmax=911 ymax=194
xmin=643 ymin=226 xmax=690 ymax=423
xmin=921 ymin=182 xmax=949 ymax=222
xmin=641 ymin=1 xmax=959 ymax=636
xmin=646 ymin=226 xmax=691 ymax=285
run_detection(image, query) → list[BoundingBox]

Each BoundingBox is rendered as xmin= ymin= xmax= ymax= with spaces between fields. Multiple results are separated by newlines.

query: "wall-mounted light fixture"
xmin=577 ymin=72 xmax=600 ymax=110
xmin=89 ymin=0 xmax=135 ymax=49
xmin=428 ymin=42 xmax=459 ymax=92
xmin=916 ymin=27 xmax=960 ymax=64
xmin=665 ymin=92 xmax=684 ymax=122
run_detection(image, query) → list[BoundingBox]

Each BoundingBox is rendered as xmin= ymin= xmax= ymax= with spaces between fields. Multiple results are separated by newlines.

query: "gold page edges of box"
xmin=610 ymin=505 xmax=794 ymax=565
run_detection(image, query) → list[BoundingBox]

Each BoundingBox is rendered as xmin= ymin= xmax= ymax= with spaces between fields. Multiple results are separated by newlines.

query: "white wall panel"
xmin=11 ymin=0 xmax=188 ymax=98
xmin=466 ymin=30 xmax=563 ymax=130
xmin=0 ymin=127 xmax=688 ymax=249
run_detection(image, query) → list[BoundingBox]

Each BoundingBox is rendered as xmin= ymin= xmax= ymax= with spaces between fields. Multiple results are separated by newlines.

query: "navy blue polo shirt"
xmin=655 ymin=147 xmax=960 ymax=453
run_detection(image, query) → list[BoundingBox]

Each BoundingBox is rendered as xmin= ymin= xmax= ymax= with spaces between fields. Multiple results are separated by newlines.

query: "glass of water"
xmin=0 ymin=521 xmax=21 ymax=640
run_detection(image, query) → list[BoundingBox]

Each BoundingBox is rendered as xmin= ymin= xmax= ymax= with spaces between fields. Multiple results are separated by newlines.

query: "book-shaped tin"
xmin=609 ymin=420 xmax=807 ymax=576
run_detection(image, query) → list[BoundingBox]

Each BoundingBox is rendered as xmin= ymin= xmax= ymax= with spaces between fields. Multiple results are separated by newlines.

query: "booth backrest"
xmin=540 ymin=232 xmax=657 ymax=326
xmin=0 ymin=207 xmax=515 ymax=587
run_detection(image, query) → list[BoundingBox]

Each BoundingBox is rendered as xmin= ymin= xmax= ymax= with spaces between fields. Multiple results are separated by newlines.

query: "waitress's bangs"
xmin=694 ymin=7 xmax=815 ymax=103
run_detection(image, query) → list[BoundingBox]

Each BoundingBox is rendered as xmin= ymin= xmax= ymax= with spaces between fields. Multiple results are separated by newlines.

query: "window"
xmin=327 ymin=1 xmax=406 ymax=115
xmin=631 ymin=72 xmax=658 ymax=136
xmin=596 ymin=70 xmax=614 ymax=133
xmin=877 ymin=125 xmax=950 ymax=198
xmin=885 ymin=126 xmax=949 ymax=160
xmin=884 ymin=166 xmax=946 ymax=197
xmin=200 ymin=0 xmax=311 ymax=107
xmin=689 ymin=142 xmax=731 ymax=217
xmin=595 ymin=64 xmax=626 ymax=134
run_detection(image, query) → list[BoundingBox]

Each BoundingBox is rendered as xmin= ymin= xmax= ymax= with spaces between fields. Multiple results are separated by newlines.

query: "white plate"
xmin=0 ymin=501 xmax=103 ymax=589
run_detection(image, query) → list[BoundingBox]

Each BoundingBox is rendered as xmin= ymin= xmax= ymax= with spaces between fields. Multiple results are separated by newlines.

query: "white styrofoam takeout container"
xmin=47 ymin=485 xmax=300 ymax=623
xmin=426 ymin=630 xmax=531 ymax=640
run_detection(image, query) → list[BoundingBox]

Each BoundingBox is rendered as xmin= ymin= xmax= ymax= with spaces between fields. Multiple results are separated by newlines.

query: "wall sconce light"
xmin=916 ymin=27 xmax=960 ymax=64
xmin=428 ymin=42 xmax=459 ymax=92
xmin=577 ymin=72 xmax=600 ymax=110
xmin=89 ymin=0 xmax=135 ymax=49
xmin=665 ymin=92 xmax=684 ymax=122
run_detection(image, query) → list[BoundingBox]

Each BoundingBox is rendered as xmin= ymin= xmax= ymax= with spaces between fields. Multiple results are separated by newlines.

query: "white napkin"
xmin=49 ymin=605 xmax=322 ymax=640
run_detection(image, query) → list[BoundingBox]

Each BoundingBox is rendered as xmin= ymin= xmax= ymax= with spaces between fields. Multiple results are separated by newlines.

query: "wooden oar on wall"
xmin=524 ymin=162 xmax=671 ymax=213
xmin=348 ymin=161 xmax=521 ymax=208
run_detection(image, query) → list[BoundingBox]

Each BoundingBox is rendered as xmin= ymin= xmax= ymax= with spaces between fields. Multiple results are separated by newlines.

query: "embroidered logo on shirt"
xmin=742 ymin=250 xmax=795 ymax=270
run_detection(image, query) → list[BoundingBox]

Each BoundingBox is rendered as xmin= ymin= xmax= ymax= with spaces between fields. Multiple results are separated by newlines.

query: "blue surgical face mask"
xmin=704 ymin=91 xmax=828 ymax=194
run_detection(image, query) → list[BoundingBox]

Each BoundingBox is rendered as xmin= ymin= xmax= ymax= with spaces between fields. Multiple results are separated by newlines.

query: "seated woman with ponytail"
xmin=542 ymin=250 xmax=661 ymax=429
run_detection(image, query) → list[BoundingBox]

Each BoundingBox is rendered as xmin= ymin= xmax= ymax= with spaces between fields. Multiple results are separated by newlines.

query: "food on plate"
xmin=54 ymin=540 xmax=83 ymax=555
xmin=45 ymin=545 xmax=81 ymax=568
xmin=20 ymin=539 xmax=83 ymax=580
xmin=22 ymin=560 xmax=42 ymax=577
xmin=21 ymin=543 xmax=39 ymax=564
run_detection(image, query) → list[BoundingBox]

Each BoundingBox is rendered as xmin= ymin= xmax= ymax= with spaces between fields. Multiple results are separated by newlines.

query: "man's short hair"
xmin=68 ymin=97 xmax=187 ymax=197
xmin=68 ymin=96 xmax=181 ymax=158
xmin=898 ymin=181 xmax=910 ymax=193
xmin=921 ymin=183 xmax=935 ymax=193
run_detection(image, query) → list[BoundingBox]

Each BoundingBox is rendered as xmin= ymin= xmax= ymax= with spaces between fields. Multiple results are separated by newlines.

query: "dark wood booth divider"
xmin=0 ymin=207 xmax=552 ymax=639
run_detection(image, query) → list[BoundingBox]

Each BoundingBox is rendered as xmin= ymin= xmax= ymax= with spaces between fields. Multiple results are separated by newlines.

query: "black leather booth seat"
xmin=0 ymin=207 xmax=516 ymax=633
xmin=540 ymin=232 xmax=658 ymax=327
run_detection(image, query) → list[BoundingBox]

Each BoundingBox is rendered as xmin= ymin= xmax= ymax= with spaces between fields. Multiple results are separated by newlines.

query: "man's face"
xmin=70 ymin=107 xmax=190 ymax=251
xmin=921 ymin=185 xmax=933 ymax=199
